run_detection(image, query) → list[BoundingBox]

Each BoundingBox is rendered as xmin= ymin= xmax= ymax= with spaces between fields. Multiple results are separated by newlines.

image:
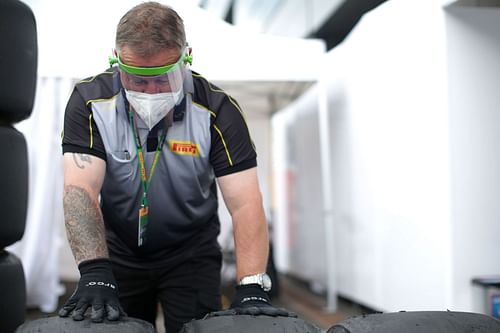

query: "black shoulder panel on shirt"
xmin=61 ymin=68 xmax=120 ymax=159
xmin=190 ymin=71 xmax=257 ymax=176
xmin=191 ymin=71 xmax=228 ymax=118
xmin=74 ymin=68 xmax=120 ymax=103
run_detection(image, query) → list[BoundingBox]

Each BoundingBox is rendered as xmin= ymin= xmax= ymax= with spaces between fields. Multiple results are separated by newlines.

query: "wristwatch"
xmin=239 ymin=273 xmax=272 ymax=292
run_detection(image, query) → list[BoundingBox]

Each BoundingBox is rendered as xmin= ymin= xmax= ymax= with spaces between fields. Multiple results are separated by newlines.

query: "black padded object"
xmin=0 ymin=126 xmax=28 ymax=248
xmin=327 ymin=311 xmax=500 ymax=333
xmin=0 ymin=0 xmax=38 ymax=123
xmin=15 ymin=316 xmax=156 ymax=333
xmin=0 ymin=251 xmax=26 ymax=333
xmin=180 ymin=315 xmax=321 ymax=333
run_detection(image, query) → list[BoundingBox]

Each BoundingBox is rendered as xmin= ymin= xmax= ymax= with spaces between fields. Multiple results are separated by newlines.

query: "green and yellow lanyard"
xmin=128 ymin=111 xmax=166 ymax=246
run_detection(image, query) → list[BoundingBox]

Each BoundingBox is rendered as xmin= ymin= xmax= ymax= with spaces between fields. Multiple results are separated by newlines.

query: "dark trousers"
xmin=111 ymin=250 xmax=222 ymax=333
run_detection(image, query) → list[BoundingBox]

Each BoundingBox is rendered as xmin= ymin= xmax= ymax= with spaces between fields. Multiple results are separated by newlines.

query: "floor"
xmin=24 ymin=275 xmax=369 ymax=333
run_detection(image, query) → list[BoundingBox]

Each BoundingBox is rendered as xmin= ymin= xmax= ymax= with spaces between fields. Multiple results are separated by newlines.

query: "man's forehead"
xmin=119 ymin=46 xmax=181 ymax=67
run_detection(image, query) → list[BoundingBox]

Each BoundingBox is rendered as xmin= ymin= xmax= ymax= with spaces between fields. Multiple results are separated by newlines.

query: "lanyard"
xmin=128 ymin=111 xmax=166 ymax=246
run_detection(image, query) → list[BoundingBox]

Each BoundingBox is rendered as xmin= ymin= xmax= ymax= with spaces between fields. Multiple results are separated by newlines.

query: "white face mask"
xmin=125 ymin=88 xmax=183 ymax=130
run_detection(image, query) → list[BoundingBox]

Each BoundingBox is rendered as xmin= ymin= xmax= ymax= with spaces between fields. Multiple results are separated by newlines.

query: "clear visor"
xmin=114 ymin=50 xmax=192 ymax=93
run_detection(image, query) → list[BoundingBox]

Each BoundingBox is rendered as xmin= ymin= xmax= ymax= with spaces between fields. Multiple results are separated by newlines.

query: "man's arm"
xmin=213 ymin=167 xmax=293 ymax=317
xmin=60 ymin=152 xmax=124 ymax=322
xmin=63 ymin=152 xmax=107 ymax=265
xmin=217 ymin=167 xmax=269 ymax=281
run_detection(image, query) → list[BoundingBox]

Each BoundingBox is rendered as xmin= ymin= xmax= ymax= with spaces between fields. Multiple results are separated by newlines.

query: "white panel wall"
xmin=445 ymin=5 xmax=500 ymax=312
xmin=285 ymin=89 xmax=327 ymax=287
xmin=273 ymin=0 xmax=500 ymax=312
xmin=328 ymin=0 xmax=452 ymax=311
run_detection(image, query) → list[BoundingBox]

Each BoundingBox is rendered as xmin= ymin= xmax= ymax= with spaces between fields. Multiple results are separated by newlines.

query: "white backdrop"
xmin=272 ymin=0 xmax=500 ymax=314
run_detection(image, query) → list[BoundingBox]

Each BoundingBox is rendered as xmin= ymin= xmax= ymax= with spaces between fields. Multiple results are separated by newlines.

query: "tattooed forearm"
xmin=72 ymin=153 xmax=92 ymax=169
xmin=63 ymin=185 xmax=108 ymax=264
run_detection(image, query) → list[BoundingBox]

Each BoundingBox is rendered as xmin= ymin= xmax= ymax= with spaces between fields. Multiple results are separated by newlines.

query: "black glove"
xmin=58 ymin=258 xmax=125 ymax=322
xmin=208 ymin=284 xmax=296 ymax=317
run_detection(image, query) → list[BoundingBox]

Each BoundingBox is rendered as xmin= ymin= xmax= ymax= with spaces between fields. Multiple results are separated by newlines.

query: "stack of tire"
xmin=0 ymin=1 xmax=38 ymax=332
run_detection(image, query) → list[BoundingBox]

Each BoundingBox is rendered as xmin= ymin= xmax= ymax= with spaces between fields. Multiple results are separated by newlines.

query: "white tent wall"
xmin=232 ymin=0 xmax=344 ymax=38
xmin=273 ymin=0 xmax=500 ymax=313
xmin=22 ymin=0 xmax=325 ymax=81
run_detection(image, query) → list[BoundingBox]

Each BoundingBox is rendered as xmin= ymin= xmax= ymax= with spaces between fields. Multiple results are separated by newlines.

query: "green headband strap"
xmin=108 ymin=53 xmax=193 ymax=76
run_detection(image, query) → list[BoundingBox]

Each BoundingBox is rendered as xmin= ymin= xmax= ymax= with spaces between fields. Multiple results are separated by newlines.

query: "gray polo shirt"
xmin=62 ymin=68 xmax=257 ymax=267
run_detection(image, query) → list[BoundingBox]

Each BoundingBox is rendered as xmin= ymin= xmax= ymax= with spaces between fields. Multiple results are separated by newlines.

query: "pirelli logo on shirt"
xmin=169 ymin=140 xmax=200 ymax=157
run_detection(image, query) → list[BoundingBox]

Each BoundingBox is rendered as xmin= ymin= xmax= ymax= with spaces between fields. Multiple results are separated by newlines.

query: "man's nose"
xmin=143 ymin=82 xmax=160 ymax=94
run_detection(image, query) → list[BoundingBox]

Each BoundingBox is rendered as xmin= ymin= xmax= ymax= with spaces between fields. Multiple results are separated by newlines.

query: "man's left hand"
xmin=208 ymin=284 xmax=296 ymax=317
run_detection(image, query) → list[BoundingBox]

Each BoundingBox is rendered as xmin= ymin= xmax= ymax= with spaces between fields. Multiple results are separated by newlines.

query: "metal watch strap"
xmin=239 ymin=273 xmax=272 ymax=292
xmin=239 ymin=274 xmax=262 ymax=286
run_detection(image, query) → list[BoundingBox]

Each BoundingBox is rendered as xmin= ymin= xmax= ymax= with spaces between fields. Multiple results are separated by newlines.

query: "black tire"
xmin=0 ymin=251 xmax=26 ymax=333
xmin=327 ymin=311 xmax=500 ymax=333
xmin=180 ymin=315 xmax=321 ymax=333
xmin=15 ymin=316 xmax=156 ymax=333
xmin=0 ymin=0 xmax=37 ymax=123
xmin=0 ymin=126 xmax=28 ymax=248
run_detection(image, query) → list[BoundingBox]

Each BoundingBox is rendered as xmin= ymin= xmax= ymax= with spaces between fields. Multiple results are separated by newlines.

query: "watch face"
xmin=262 ymin=273 xmax=272 ymax=291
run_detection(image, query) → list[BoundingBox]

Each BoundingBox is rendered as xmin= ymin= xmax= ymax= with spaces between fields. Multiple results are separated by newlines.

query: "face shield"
xmin=109 ymin=48 xmax=193 ymax=94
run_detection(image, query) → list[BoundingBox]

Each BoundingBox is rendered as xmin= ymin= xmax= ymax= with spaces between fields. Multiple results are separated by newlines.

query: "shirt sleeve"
xmin=210 ymin=94 xmax=257 ymax=177
xmin=61 ymin=86 xmax=106 ymax=160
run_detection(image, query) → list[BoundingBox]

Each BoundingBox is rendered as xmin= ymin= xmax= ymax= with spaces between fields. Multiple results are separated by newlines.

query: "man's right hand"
xmin=207 ymin=284 xmax=297 ymax=318
xmin=58 ymin=258 xmax=125 ymax=322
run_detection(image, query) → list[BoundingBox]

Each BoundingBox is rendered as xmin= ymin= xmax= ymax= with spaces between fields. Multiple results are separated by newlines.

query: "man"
xmin=58 ymin=2 xmax=290 ymax=332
